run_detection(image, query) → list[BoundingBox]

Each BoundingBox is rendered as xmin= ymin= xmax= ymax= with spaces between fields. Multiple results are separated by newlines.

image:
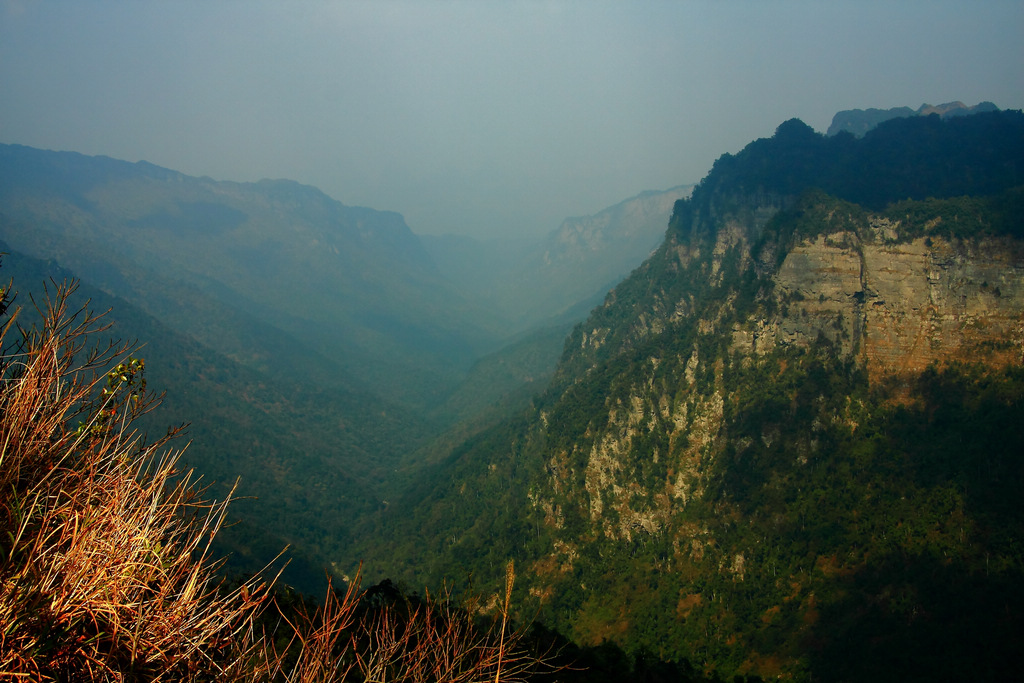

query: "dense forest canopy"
xmin=675 ymin=111 xmax=1024 ymax=243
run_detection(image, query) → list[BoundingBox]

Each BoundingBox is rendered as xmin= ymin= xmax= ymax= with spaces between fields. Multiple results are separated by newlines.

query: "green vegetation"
xmin=358 ymin=112 xmax=1024 ymax=680
xmin=367 ymin=228 xmax=1024 ymax=678
xmin=884 ymin=186 xmax=1024 ymax=241
xmin=3 ymin=110 xmax=1024 ymax=679
xmin=0 ymin=277 xmax=560 ymax=680
xmin=0 ymin=249 xmax=432 ymax=593
xmin=675 ymin=109 xmax=1024 ymax=244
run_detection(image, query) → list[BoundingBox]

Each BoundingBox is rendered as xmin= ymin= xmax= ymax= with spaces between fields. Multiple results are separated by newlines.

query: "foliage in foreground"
xmin=0 ymin=277 xmax=553 ymax=681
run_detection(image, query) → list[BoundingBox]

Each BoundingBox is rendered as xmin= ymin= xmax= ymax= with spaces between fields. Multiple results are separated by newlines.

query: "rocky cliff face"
xmin=537 ymin=193 xmax=1024 ymax=549
xmin=520 ymin=189 xmax=1024 ymax=672
xmin=737 ymin=216 xmax=1024 ymax=378
xmin=535 ymin=188 xmax=1022 ymax=493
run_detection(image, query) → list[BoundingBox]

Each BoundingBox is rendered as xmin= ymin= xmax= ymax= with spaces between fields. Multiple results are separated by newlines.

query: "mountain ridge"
xmin=825 ymin=100 xmax=1000 ymax=137
xmin=0 ymin=142 xmax=502 ymax=409
xmin=358 ymin=110 xmax=1024 ymax=680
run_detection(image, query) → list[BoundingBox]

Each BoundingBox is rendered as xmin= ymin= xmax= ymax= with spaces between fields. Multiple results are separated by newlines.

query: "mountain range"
xmin=0 ymin=142 xmax=689 ymax=590
xmin=2 ymin=105 xmax=1022 ymax=680
xmin=0 ymin=145 xmax=503 ymax=410
xmin=826 ymin=100 xmax=1000 ymax=137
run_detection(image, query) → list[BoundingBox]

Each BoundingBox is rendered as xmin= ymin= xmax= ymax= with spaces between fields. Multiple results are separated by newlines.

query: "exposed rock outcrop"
xmin=749 ymin=227 xmax=1024 ymax=377
xmin=548 ymin=193 xmax=1024 ymax=559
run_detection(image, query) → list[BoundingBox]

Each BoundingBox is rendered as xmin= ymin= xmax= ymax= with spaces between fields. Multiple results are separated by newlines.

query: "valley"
xmin=1 ymin=107 xmax=1023 ymax=680
xmin=0 ymin=142 xmax=687 ymax=595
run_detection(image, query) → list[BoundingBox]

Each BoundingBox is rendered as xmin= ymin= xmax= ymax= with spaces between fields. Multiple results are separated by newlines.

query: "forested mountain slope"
xmin=0 ymin=145 xmax=502 ymax=410
xmin=358 ymin=111 xmax=1024 ymax=681
xmin=0 ymin=143 xmax=697 ymax=597
xmin=0 ymin=246 xmax=435 ymax=591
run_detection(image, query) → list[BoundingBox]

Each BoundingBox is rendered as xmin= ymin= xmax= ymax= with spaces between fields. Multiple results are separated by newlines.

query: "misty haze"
xmin=1 ymin=2 xmax=1022 ymax=681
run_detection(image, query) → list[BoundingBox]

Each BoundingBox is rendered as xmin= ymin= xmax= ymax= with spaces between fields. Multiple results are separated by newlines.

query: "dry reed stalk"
xmin=259 ymin=575 xmax=360 ymax=683
xmin=341 ymin=564 xmax=545 ymax=683
xmin=258 ymin=566 xmax=554 ymax=683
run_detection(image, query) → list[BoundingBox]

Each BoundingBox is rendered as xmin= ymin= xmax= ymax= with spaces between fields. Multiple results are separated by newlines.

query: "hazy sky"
xmin=1 ymin=1 xmax=1021 ymax=239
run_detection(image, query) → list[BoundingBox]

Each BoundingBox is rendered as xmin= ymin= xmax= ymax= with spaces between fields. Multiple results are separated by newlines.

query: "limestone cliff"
xmin=546 ymin=189 xmax=1024 ymax=526
xmin=736 ymin=211 xmax=1024 ymax=378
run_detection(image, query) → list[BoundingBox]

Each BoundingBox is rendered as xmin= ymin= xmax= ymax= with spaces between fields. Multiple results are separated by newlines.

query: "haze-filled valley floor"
xmin=2 ymin=104 xmax=1023 ymax=680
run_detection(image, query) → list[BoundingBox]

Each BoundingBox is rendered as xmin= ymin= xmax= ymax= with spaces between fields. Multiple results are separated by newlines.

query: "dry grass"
xmin=0 ymin=277 xmax=557 ymax=682
xmin=0 ymin=280 xmax=270 ymax=680
xmin=261 ymin=561 xmax=551 ymax=683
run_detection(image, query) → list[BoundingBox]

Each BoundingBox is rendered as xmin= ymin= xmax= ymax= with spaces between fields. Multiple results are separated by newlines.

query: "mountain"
xmin=357 ymin=111 xmax=1024 ymax=680
xmin=0 ymin=144 xmax=502 ymax=411
xmin=826 ymin=100 xmax=1000 ymax=137
xmin=6 ymin=110 xmax=1022 ymax=678
xmin=421 ymin=185 xmax=693 ymax=332
xmin=0 ymin=141 xmax=704 ymax=596
xmin=0 ymin=245 xmax=437 ymax=591
xmin=0 ymin=143 xmax=560 ymax=591
xmin=1 ymin=142 xmax=698 ymax=594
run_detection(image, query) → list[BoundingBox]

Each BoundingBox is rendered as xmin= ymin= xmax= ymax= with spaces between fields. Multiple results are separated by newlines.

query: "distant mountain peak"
xmin=826 ymin=100 xmax=1000 ymax=137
